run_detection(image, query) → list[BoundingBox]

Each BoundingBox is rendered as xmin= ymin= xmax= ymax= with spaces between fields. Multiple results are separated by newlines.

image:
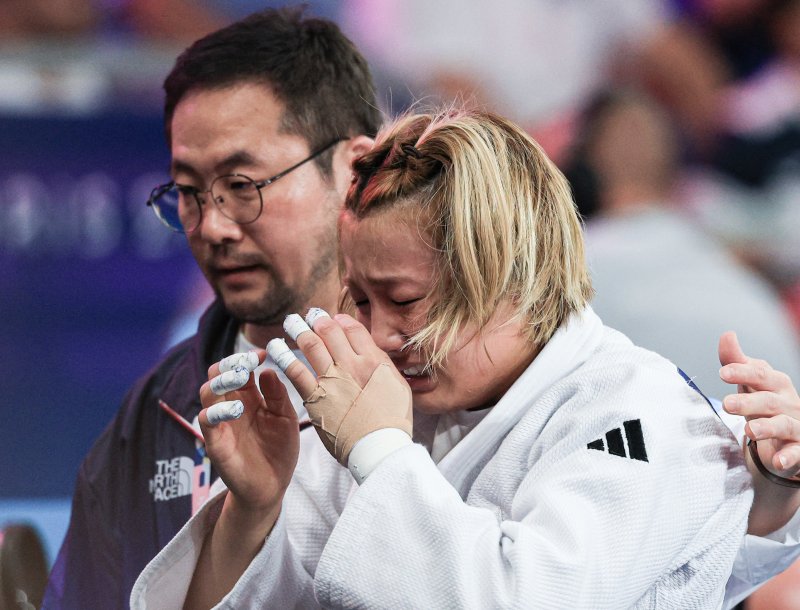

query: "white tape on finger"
xmin=267 ymin=338 xmax=298 ymax=371
xmin=210 ymin=366 xmax=250 ymax=395
xmin=219 ymin=351 xmax=260 ymax=373
xmin=284 ymin=313 xmax=312 ymax=341
xmin=305 ymin=307 xmax=330 ymax=327
xmin=206 ymin=400 xmax=245 ymax=425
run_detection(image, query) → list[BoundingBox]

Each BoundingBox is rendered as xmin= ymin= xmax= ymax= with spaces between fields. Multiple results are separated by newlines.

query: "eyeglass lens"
xmin=149 ymin=174 xmax=263 ymax=233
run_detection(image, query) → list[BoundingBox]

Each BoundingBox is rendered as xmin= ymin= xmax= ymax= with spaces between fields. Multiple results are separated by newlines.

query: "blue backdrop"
xmin=0 ymin=113 xmax=208 ymax=499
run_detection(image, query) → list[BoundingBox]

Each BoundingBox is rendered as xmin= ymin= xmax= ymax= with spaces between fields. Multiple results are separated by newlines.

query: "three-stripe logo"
xmin=587 ymin=419 xmax=649 ymax=462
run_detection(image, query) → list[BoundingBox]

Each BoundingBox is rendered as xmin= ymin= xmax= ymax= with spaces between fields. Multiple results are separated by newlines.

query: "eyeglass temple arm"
xmin=254 ymin=137 xmax=348 ymax=189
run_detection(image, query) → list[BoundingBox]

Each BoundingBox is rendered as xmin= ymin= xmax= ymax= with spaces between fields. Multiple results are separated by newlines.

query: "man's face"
xmin=169 ymin=83 xmax=343 ymax=327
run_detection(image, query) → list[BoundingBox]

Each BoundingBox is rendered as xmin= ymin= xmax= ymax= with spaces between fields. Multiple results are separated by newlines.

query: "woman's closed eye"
xmin=392 ymin=297 xmax=422 ymax=307
xmin=352 ymin=297 xmax=421 ymax=309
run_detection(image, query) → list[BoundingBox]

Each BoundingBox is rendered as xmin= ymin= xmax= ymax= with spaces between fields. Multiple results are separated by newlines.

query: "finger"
xmin=304 ymin=308 xmax=358 ymax=367
xmin=258 ymin=369 xmax=298 ymax=420
xmin=774 ymin=443 xmax=800 ymax=474
xmin=283 ymin=313 xmax=313 ymax=342
xmin=203 ymin=400 xmax=245 ymax=426
xmin=289 ymin=310 xmax=335 ymax=374
xmin=719 ymin=361 xmax=785 ymax=392
xmin=267 ymin=338 xmax=318 ymax=399
xmin=209 ymin=366 xmax=251 ymax=396
xmin=334 ymin=313 xmax=387 ymax=358
xmin=305 ymin=307 xmax=331 ymax=327
xmin=199 ymin=378 xmax=230 ymax=408
xmin=747 ymin=415 xmax=800 ymax=443
xmin=723 ymin=390 xmax=800 ymax=419
xmin=718 ymin=331 xmax=747 ymax=367
xmin=218 ymin=351 xmax=262 ymax=374
xmin=208 ymin=349 xmax=265 ymax=378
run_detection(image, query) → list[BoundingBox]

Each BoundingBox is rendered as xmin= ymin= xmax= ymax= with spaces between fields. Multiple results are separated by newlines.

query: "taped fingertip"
xmin=305 ymin=307 xmax=330 ymax=327
xmin=219 ymin=351 xmax=260 ymax=373
xmin=210 ymin=366 xmax=250 ymax=395
xmin=267 ymin=338 xmax=298 ymax=371
xmin=206 ymin=400 xmax=245 ymax=426
xmin=284 ymin=313 xmax=312 ymax=341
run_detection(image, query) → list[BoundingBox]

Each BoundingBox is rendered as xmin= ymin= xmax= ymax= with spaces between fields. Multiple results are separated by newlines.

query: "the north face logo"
xmin=149 ymin=456 xmax=194 ymax=501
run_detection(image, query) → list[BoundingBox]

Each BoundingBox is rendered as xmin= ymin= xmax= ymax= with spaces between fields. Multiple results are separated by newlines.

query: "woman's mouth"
xmin=402 ymin=364 xmax=427 ymax=378
xmin=398 ymin=364 xmax=436 ymax=393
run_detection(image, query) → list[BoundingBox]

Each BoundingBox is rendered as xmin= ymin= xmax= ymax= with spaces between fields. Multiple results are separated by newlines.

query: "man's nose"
xmin=196 ymin=198 xmax=242 ymax=244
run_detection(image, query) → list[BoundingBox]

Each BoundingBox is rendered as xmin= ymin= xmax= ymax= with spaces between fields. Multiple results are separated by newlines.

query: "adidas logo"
xmin=587 ymin=419 xmax=648 ymax=462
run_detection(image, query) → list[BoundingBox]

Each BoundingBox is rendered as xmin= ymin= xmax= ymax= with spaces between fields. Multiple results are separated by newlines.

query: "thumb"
xmin=719 ymin=331 xmax=747 ymax=367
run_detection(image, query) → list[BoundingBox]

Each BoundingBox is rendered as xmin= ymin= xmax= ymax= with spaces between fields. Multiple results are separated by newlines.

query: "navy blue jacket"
xmin=43 ymin=300 xmax=237 ymax=609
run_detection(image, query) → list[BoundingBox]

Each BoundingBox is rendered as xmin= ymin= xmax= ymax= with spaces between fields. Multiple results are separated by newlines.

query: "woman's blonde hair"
xmin=344 ymin=108 xmax=593 ymax=368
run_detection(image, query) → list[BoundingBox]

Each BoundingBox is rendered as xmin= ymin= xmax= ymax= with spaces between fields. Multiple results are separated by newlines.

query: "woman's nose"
xmin=368 ymin=311 xmax=406 ymax=355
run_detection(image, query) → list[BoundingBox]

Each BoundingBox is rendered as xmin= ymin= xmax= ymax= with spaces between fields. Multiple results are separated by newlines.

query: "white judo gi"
xmin=131 ymin=308 xmax=754 ymax=609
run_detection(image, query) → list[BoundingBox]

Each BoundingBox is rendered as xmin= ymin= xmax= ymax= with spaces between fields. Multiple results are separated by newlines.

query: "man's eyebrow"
xmin=170 ymin=151 xmax=261 ymax=179
xmin=170 ymin=159 xmax=200 ymax=179
xmin=215 ymin=151 xmax=260 ymax=172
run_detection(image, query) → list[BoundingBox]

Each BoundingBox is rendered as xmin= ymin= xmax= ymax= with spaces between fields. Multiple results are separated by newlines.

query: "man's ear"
xmin=332 ymin=135 xmax=374 ymax=193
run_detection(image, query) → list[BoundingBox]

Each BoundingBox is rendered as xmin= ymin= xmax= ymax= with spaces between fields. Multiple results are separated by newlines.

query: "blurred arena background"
xmin=1 ymin=1 xmax=799 ymax=606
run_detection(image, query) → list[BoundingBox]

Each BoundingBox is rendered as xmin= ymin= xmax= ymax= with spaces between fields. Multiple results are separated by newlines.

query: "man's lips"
xmin=210 ymin=263 xmax=263 ymax=276
xmin=209 ymin=265 xmax=264 ymax=287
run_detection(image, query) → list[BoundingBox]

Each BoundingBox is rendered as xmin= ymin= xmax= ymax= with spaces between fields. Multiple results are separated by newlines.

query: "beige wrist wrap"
xmin=304 ymin=362 xmax=413 ymax=466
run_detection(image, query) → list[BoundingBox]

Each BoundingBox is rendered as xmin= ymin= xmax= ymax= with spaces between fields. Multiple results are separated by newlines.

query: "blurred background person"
xmin=342 ymin=0 xmax=800 ymax=317
xmin=636 ymin=0 xmax=800 ymax=306
xmin=562 ymin=87 xmax=800 ymax=402
xmin=0 ymin=523 xmax=49 ymax=610
xmin=340 ymin=0 xmax=669 ymax=157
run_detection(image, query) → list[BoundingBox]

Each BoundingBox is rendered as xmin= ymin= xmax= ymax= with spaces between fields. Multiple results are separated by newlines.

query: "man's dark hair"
xmin=163 ymin=6 xmax=382 ymax=174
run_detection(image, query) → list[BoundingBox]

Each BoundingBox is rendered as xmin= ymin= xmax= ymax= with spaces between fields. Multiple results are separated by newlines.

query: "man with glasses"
xmin=43 ymin=8 xmax=379 ymax=608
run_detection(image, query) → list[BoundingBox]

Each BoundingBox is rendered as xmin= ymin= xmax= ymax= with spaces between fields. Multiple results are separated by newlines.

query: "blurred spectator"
xmin=0 ymin=1 xmax=343 ymax=45
xmin=0 ymin=1 xmax=346 ymax=115
xmin=0 ymin=0 xmax=97 ymax=39
xmin=564 ymin=88 xmax=800 ymax=401
xmin=341 ymin=0 xmax=800 ymax=291
xmin=630 ymin=1 xmax=800 ymax=291
xmin=635 ymin=0 xmax=800 ymax=181
xmin=340 ymin=0 xmax=669 ymax=160
xmin=0 ymin=523 xmax=48 ymax=610
xmin=100 ymin=0 xmax=228 ymax=44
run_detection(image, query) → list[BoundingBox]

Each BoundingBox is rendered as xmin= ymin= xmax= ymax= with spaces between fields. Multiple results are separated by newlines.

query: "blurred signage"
xmin=0 ymin=113 xmax=206 ymax=497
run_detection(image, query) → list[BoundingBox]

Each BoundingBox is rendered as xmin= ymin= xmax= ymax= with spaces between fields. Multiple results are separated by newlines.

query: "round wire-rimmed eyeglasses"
xmin=146 ymin=137 xmax=345 ymax=234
